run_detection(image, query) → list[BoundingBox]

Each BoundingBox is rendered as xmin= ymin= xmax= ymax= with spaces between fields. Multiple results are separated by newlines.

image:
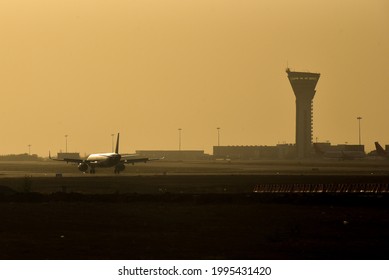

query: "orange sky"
xmin=0 ymin=0 xmax=388 ymax=155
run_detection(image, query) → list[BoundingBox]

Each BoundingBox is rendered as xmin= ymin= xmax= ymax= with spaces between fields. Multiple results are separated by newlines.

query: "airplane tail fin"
xmin=375 ymin=142 xmax=387 ymax=157
xmin=115 ymin=133 xmax=120 ymax=154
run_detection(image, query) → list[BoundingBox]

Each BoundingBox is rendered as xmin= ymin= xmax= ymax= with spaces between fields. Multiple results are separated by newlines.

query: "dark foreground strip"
xmin=1 ymin=192 xmax=389 ymax=207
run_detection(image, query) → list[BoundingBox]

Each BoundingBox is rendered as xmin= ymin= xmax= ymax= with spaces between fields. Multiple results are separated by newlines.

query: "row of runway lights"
xmin=253 ymin=183 xmax=389 ymax=193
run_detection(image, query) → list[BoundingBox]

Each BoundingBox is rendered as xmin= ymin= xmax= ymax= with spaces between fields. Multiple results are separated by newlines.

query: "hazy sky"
xmin=1 ymin=0 xmax=388 ymax=155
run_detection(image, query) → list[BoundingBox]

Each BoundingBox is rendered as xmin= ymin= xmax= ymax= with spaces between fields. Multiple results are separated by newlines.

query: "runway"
xmin=0 ymin=160 xmax=388 ymax=194
xmin=1 ymin=159 xmax=389 ymax=178
xmin=1 ymin=174 xmax=389 ymax=195
xmin=1 ymin=160 xmax=389 ymax=260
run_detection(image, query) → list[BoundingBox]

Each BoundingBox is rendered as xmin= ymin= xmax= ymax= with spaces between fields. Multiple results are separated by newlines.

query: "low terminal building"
xmin=137 ymin=143 xmax=367 ymax=161
xmin=314 ymin=143 xmax=365 ymax=153
xmin=214 ymin=143 xmax=366 ymax=160
xmin=213 ymin=144 xmax=296 ymax=160
xmin=329 ymin=144 xmax=364 ymax=152
xmin=57 ymin=153 xmax=81 ymax=160
xmin=0 ymin=154 xmax=40 ymax=161
xmin=136 ymin=150 xmax=208 ymax=161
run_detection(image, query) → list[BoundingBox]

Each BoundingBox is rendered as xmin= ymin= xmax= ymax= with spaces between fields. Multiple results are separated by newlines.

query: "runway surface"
xmin=1 ymin=159 xmax=389 ymax=177
xmin=0 ymin=159 xmax=388 ymax=194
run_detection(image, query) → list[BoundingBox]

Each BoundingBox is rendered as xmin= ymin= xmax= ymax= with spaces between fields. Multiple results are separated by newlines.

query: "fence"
xmin=253 ymin=183 xmax=389 ymax=194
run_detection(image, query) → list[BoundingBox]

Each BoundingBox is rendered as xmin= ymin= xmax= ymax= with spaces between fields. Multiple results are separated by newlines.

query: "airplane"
xmin=313 ymin=143 xmax=365 ymax=160
xmin=50 ymin=133 xmax=159 ymax=174
xmin=374 ymin=142 xmax=389 ymax=158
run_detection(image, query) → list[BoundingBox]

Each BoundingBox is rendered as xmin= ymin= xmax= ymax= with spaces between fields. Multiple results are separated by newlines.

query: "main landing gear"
xmin=89 ymin=168 xmax=96 ymax=174
xmin=114 ymin=163 xmax=125 ymax=174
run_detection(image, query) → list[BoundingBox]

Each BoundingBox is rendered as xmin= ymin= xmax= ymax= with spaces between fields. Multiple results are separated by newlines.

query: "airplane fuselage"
xmin=86 ymin=153 xmax=122 ymax=168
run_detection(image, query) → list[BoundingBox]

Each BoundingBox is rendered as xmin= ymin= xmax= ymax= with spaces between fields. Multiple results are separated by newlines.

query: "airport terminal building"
xmin=57 ymin=153 xmax=80 ymax=160
xmin=213 ymin=143 xmax=365 ymax=160
xmin=213 ymin=144 xmax=296 ymax=160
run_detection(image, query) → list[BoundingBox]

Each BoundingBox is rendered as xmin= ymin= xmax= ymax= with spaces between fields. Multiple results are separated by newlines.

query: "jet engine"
xmin=78 ymin=162 xmax=89 ymax=172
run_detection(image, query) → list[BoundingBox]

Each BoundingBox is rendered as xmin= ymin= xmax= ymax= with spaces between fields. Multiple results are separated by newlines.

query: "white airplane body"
xmin=50 ymin=133 xmax=159 ymax=174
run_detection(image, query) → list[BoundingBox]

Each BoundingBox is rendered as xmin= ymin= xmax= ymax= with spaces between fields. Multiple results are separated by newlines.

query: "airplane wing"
xmin=121 ymin=154 xmax=163 ymax=164
xmin=49 ymin=151 xmax=86 ymax=163
xmin=51 ymin=157 xmax=86 ymax=163
xmin=122 ymin=157 xmax=150 ymax=164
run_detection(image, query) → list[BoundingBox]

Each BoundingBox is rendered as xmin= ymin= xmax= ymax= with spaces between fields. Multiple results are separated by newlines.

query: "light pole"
xmin=111 ymin=134 xmax=114 ymax=152
xmin=178 ymin=128 xmax=182 ymax=151
xmin=217 ymin=127 xmax=220 ymax=146
xmin=357 ymin=116 xmax=362 ymax=145
xmin=28 ymin=144 xmax=31 ymax=155
xmin=65 ymin=135 xmax=68 ymax=153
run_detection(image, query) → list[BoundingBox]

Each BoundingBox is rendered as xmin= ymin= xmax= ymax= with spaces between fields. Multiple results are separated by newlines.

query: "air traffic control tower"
xmin=286 ymin=68 xmax=320 ymax=158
